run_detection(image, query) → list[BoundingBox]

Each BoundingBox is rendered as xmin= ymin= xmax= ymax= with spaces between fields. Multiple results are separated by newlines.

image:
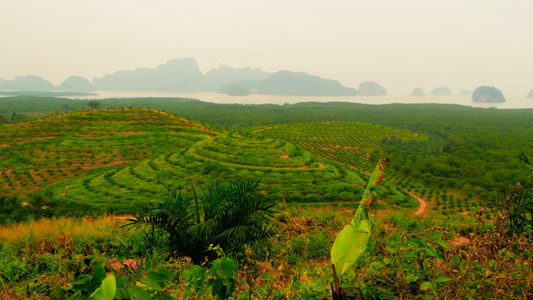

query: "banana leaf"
xmin=331 ymin=158 xmax=389 ymax=279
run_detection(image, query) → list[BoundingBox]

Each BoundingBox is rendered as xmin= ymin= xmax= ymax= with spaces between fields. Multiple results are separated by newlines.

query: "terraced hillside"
xmin=0 ymin=108 xmax=216 ymax=195
xmin=2 ymin=108 xmax=415 ymax=215
xmin=257 ymin=121 xmax=486 ymax=215
xmin=257 ymin=121 xmax=425 ymax=173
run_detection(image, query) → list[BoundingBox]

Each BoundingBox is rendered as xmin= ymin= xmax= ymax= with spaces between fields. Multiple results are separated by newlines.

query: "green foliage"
xmin=2 ymin=97 xmax=532 ymax=203
xmin=209 ymin=256 xmax=238 ymax=299
xmin=1 ymin=107 xmax=367 ymax=215
xmin=260 ymin=121 xmax=418 ymax=174
xmin=182 ymin=265 xmax=210 ymax=296
xmin=485 ymin=153 xmax=533 ymax=236
xmin=179 ymin=249 xmax=240 ymax=299
xmin=287 ymin=231 xmax=330 ymax=266
xmin=331 ymin=158 xmax=388 ymax=286
xmin=68 ymin=251 xmax=172 ymax=299
xmin=0 ymin=192 xmax=106 ymax=225
xmin=500 ymin=184 xmax=533 ymax=235
xmin=87 ymin=100 xmax=102 ymax=109
xmin=379 ymin=185 xmax=419 ymax=208
xmin=2 ymin=205 xmax=533 ymax=298
xmin=306 ymin=232 xmax=330 ymax=259
xmin=521 ymin=151 xmax=533 ymax=178
xmin=90 ymin=274 xmax=116 ymax=300
xmin=0 ymin=195 xmax=20 ymax=225
xmin=3 ymin=97 xmax=533 ymax=298
xmin=125 ymin=178 xmax=277 ymax=262
xmin=71 ymin=260 xmax=109 ymax=297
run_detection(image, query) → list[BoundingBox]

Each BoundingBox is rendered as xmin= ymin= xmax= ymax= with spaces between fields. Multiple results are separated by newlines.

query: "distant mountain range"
xmin=92 ymin=58 xmax=357 ymax=96
xmin=0 ymin=75 xmax=95 ymax=93
xmin=2 ymin=59 xmax=531 ymax=98
xmin=0 ymin=75 xmax=56 ymax=91
xmin=0 ymin=58 xmax=358 ymax=96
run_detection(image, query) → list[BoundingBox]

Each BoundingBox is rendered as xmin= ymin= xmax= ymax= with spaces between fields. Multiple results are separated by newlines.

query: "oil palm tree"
xmin=125 ymin=178 xmax=277 ymax=262
xmin=521 ymin=152 xmax=532 ymax=178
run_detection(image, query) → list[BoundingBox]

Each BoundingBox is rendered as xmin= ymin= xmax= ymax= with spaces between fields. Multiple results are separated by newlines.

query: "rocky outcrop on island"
xmin=204 ymin=65 xmax=270 ymax=92
xmin=58 ymin=76 xmax=96 ymax=92
xmin=472 ymin=86 xmax=505 ymax=103
xmin=219 ymin=79 xmax=258 ymax=94
xmin=91 ymin=58 xmax=357 ymax=96
xmin=0 ymin=75 xmax=55 ymax=91
xmin=527 ymin=89 xmax=533 ymax=98
xmin=461 ymin=89 xmax=472 ymax=96
xmin=227 ymin=86 xmax=249 ymax=96
xmin=255 ymin=70 xmax=358 ymax=96
xmin=358 ymin=81 xmax=387 ymax=96
xmin=411 ymin=88 xmax=425 ymax=96
xmin=220 ymin=71 xmax=358 ymax=96
xmin=93 ymin=58 xmax=205 ymax=92
xmin=431 ymin=86 xmax=452 ymax=95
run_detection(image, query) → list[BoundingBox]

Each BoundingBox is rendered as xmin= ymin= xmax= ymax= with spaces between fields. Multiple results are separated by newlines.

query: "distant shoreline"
xmin=0 ymin=91 xmax=97 ymax=97
xmin=54 ymin=91 xmax=533 ymax=109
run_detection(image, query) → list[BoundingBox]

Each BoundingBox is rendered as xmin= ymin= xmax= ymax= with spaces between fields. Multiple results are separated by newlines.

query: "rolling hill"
xmin=0 ymin=108 xmax=419 ymax=215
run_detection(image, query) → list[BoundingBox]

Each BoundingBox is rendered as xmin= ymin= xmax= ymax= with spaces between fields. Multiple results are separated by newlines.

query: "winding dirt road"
xmin=407 ymin=192 xmax=427 ymax=216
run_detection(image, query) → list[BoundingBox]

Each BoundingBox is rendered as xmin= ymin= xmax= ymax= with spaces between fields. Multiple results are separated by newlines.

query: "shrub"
xmin=304 ymin=194 xmax=322 ymax=203
xmin=124 ymin=178 xmax=277 ymax=263
xmin=287 ymin=193 xmax=304 ymax=202
xmin=306 ymin=232 xmax=329 ymax=259
xmin=490 ymin=183 xmax=533 ymax=235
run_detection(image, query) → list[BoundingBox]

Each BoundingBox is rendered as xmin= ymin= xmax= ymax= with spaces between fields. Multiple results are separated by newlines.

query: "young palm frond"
xmin=125 ymin=178 xmax=277 ymax=263
xmin=192 ymin=178 xmax=277 ymax=255
xmin=520 ymin=152 xmax=532 ymax=178
xmin=124 ymin=185 xmax=195 ymax=254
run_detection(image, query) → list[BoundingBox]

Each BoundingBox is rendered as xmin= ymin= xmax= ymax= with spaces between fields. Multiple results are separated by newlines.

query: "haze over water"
xmin=60 ymin=91 xmax=533 ymax=109
xmin=2 ymin=1 xmax=533 ymax=96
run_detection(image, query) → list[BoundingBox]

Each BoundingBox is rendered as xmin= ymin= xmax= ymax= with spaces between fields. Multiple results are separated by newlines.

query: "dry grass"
xmin=0 ymin=215 xmax=127 ymax=243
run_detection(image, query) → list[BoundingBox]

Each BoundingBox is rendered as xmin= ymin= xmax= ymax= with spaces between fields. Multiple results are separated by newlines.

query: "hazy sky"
xmin=1 ymin=0 xmax=532 ymax=94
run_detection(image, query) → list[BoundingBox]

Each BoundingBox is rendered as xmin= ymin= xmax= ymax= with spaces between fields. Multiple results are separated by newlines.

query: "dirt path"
xmin=407 ymin=192 xmax=427 ymax=216
xmin=113 ymin=214 xmax=135 ymax=220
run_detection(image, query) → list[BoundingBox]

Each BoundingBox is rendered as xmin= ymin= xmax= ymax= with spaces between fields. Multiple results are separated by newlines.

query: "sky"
xmin=1 ymin=0 xmax=532 ymax=95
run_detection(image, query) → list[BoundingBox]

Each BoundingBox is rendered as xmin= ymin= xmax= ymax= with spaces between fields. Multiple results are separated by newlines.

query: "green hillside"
xmin=0 ymin=108 xmax=216 ymax=195
xmin=1 ymin=108 xmax=418 ymax=216
xmin=3 ymin=97 xmax=532 ymax=217
xmin=257 ymin=121 xmax=425 ymax=173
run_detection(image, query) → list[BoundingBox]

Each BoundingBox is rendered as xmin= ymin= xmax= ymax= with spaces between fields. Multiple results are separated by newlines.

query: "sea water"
xmin=59 ymin=91 xmax=533 ymax=109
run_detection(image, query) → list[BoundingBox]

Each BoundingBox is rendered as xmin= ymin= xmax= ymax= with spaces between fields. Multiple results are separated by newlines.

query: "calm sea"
xmin=60 ymin=91 xmax=533 ymax=109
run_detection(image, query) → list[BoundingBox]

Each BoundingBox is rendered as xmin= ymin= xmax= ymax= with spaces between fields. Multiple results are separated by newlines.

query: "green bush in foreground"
xmin=124 ymin=178 xmax=277 ymax=263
